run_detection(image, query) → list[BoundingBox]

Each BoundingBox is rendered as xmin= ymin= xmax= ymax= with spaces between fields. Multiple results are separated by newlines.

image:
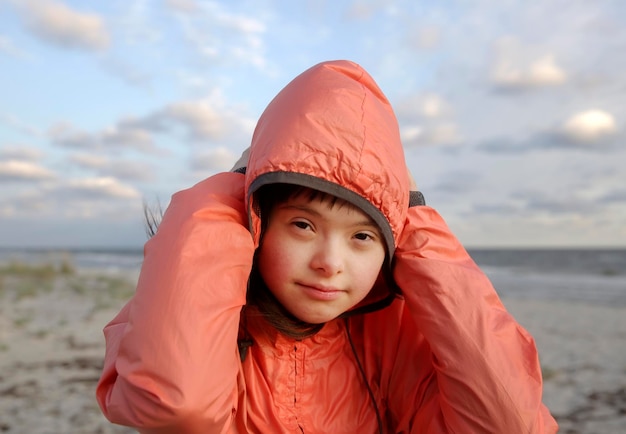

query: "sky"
xmin=1 ymin=0 xmax=625 ymax=249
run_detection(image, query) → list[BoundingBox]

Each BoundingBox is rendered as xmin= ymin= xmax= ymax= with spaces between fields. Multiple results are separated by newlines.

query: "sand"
xmin=0 ymin=264 xmax=624 ymax=433
xmin=503 ymin=298 xmax=626 ymax=433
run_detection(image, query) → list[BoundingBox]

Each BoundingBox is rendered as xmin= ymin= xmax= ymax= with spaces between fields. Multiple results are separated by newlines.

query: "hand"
xmin=231 ymin=147 xmax=250 ymax=172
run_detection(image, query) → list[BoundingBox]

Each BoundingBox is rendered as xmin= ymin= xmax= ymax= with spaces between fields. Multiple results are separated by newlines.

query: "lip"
xmin=298 ymin=283 xmax=343 ymax=301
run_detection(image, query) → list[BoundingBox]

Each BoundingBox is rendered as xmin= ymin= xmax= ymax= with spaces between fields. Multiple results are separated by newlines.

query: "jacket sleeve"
xmin=388 ymin=205 xmax=558 ymax=433
xmin=96 ymin=172 xmax=254 ymax=433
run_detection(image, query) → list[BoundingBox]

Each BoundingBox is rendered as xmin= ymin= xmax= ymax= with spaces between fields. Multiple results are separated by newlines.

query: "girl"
xmin=96 ymin=60 xmax=558 ymax=433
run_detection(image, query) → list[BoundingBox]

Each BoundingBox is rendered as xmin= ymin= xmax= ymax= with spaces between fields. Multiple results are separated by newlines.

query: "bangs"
xmin=290 ymin=186 xmax=353 ymax=210
xmin=255 ymin=183 xmax=355 ymax=220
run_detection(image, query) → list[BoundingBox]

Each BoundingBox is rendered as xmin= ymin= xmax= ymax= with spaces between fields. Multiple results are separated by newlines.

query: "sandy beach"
xmin=0 ymin=260 xmax=624 ymax=433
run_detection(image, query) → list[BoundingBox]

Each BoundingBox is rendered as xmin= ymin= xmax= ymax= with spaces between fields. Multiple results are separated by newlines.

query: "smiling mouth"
xmin=298 ymin=283 xmax=344 ymax=301
xmin=300 ymin=283 xmax=341 ymax=292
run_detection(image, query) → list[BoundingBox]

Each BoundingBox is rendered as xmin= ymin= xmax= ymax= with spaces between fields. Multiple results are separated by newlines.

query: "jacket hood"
xmin=244 ymin=60 xmax=409 ymax=311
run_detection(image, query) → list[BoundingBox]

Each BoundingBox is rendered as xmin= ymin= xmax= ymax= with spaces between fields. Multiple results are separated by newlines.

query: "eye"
xmin=354 ymin=232 xmax=375 ymax=242
xmin=292 ymin=220 xmax=312 ymax=231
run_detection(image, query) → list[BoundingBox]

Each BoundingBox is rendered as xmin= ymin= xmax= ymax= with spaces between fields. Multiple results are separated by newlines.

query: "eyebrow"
xmin=277 ymin=204 xmax=380 ymax=230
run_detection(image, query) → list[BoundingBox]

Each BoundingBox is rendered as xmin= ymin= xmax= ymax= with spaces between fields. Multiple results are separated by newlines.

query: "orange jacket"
xmin=97 ymin=61 xmax=558 ymax=433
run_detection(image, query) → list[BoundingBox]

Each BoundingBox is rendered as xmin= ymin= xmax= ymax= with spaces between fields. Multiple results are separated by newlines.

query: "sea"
xmin=0 ymin=247 xmax=625 ymax=307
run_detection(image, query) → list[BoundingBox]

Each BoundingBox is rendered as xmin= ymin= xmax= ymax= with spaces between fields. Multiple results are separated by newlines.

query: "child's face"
xmin=257 ymin=192 xmax=386 ymax=324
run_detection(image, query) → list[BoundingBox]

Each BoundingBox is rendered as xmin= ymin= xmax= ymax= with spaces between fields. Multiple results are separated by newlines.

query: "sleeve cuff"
xmin=409 ymin=191 xmax=426 ymax=207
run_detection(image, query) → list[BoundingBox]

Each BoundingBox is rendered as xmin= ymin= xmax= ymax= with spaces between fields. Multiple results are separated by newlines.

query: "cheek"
xmin=257 ymin=231 xmax=294 ymax=288
xmin=353 ymin=251 xmax=385 ymax=291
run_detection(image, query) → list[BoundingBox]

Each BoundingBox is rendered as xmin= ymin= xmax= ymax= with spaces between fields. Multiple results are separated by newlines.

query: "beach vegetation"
xmin=13 ymin=315 xmax=33 ymax=328
xmin=13 ymin=280 xmax=53 ymax=300
xmin=0 ymin=259 xmax=77 ymax=299
xmin=0 ymin=259 xmax=134 ymax=317
xmin=69 ymin=280 xmax=88 ymax=295
xmin=91 ymin=275 xmax=135 ymax=311
xmin=98 ymin=275 xmax=135 ymax=299
xmin=34 ymin=329 xmax=50 ymax=339
xmin=0 ymin=260 xmax=74 ymax=278
xmin=0 ymin=261 xmax=65 ymax=300
xmin=2 ymin=261 xmax=55 ymax=278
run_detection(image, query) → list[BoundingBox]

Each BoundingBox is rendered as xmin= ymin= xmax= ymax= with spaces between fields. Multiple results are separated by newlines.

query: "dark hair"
xmin=143 ymin=199 xmax=163 ymax=239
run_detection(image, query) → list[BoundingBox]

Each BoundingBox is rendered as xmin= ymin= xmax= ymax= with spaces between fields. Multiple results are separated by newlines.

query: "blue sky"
xmin=1 ymin=0 xmax=625 ymax=248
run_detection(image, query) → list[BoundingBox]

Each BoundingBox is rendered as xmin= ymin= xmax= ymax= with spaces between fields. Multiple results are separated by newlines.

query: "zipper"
xmin=294 ymin=344 xmax=304 ymax=432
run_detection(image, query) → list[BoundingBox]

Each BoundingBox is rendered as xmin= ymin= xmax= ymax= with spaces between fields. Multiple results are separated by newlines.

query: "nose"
xmin=309 ymin=237 xmax=344 ymax=276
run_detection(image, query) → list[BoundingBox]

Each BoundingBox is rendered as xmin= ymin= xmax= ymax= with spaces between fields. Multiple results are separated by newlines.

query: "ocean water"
xmin=1 ymin=248 xmax=625 ymax=306
xmin=0 ymin=248 xmax=144 ymax=273
xmin=467 ymin=248 xmax=626 ymax=306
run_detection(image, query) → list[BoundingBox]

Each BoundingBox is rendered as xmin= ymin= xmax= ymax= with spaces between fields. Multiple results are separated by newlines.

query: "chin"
xmin=295 ymin=311 xmax=340 ymax=325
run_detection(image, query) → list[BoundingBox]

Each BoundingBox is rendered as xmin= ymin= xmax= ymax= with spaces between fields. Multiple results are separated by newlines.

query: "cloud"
xmin=69 ymin=153 xmax=155 ymax=182
xmin=529 ymin=55 xmax=567 ymax=85
xmin=430 ymin=170 xmax=482 ymax=196
xmin=115 ymin=0 xmax=161 ymax=45
xmin=396 ymin=93 xmax=461 ymax=147
xmin=492 ymin=54 xmax=566 ymax=88
xmin=406 ymin=26 xmax=441 ymax=50
xmin=175 ymin=2 xmax=267 ymax=70
xmin=132 ymin=98 xmax=256 ymax=144
xmin=100 ymin=56 xmax=152 ymax=87
xmin=400 ymin=120 xmax=462 ymax=148
xmin=49 ymin=121 xmax=155 ymax=152
xmin=600 ymin=188 xmax=626 ymax=204
xmin=0 ymin=175 xmax=142 ymax=221
xmin=190 ymin=147 xmax=238 ymax=173
xmin=101 ymin=124 xmax=154 ymax=148
xmin=62 ymin=177 xmax=140 ymax=200
xmin=68 ymin=153 xmax=108 ymax=169
xmin=490 ymin=37 xmax=567 ymax=89
xmin=173 ymin=69 xmax=212 ymax=92
xmin=514 ymin=190 xmax=588 ymax=215
xmin=396 ymin=93 xmax=451 ymax=120
xmin=0 ymin=190 xmax=49 ymax=216
xmin=475 ymin=136 xmax=524 ymax=154
xmin=420 ymin=94 xmax=447 ymax=118
xmin=105 ymin=161 xmax=155 ymax=182
xmin=344 ymin=3 xmax=374 ymax=20
xmin=0 ymin=160 xmax=56 ymax=181
xmin=401 ymin=122 xmax=462 ymax=148
xmin=163 ymin=101 xmax=227 ymax=141
xmin=464 ymin=189 xmax=584 ymax=221
xmin=477 ymin=109 xmax=620 ymax=154
xmin=48 ymin=122 xmax=93 ymax=148
xmin=19 ymin=0 xmax=110 ymax=51
xmin=165 ymin=0 xmax=199 ymax=14
xmin=0 ymin=112 xmax=42 ymax=136
xmin=562 ymin=109 xmax=618 ymax=143
xmin=48 ymin=96 xmax=255 ymax=157
xmin=0 ymin=145 xmax=44 ymax=161
xmin=344 ymin=0 xmax=393 ymax=21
